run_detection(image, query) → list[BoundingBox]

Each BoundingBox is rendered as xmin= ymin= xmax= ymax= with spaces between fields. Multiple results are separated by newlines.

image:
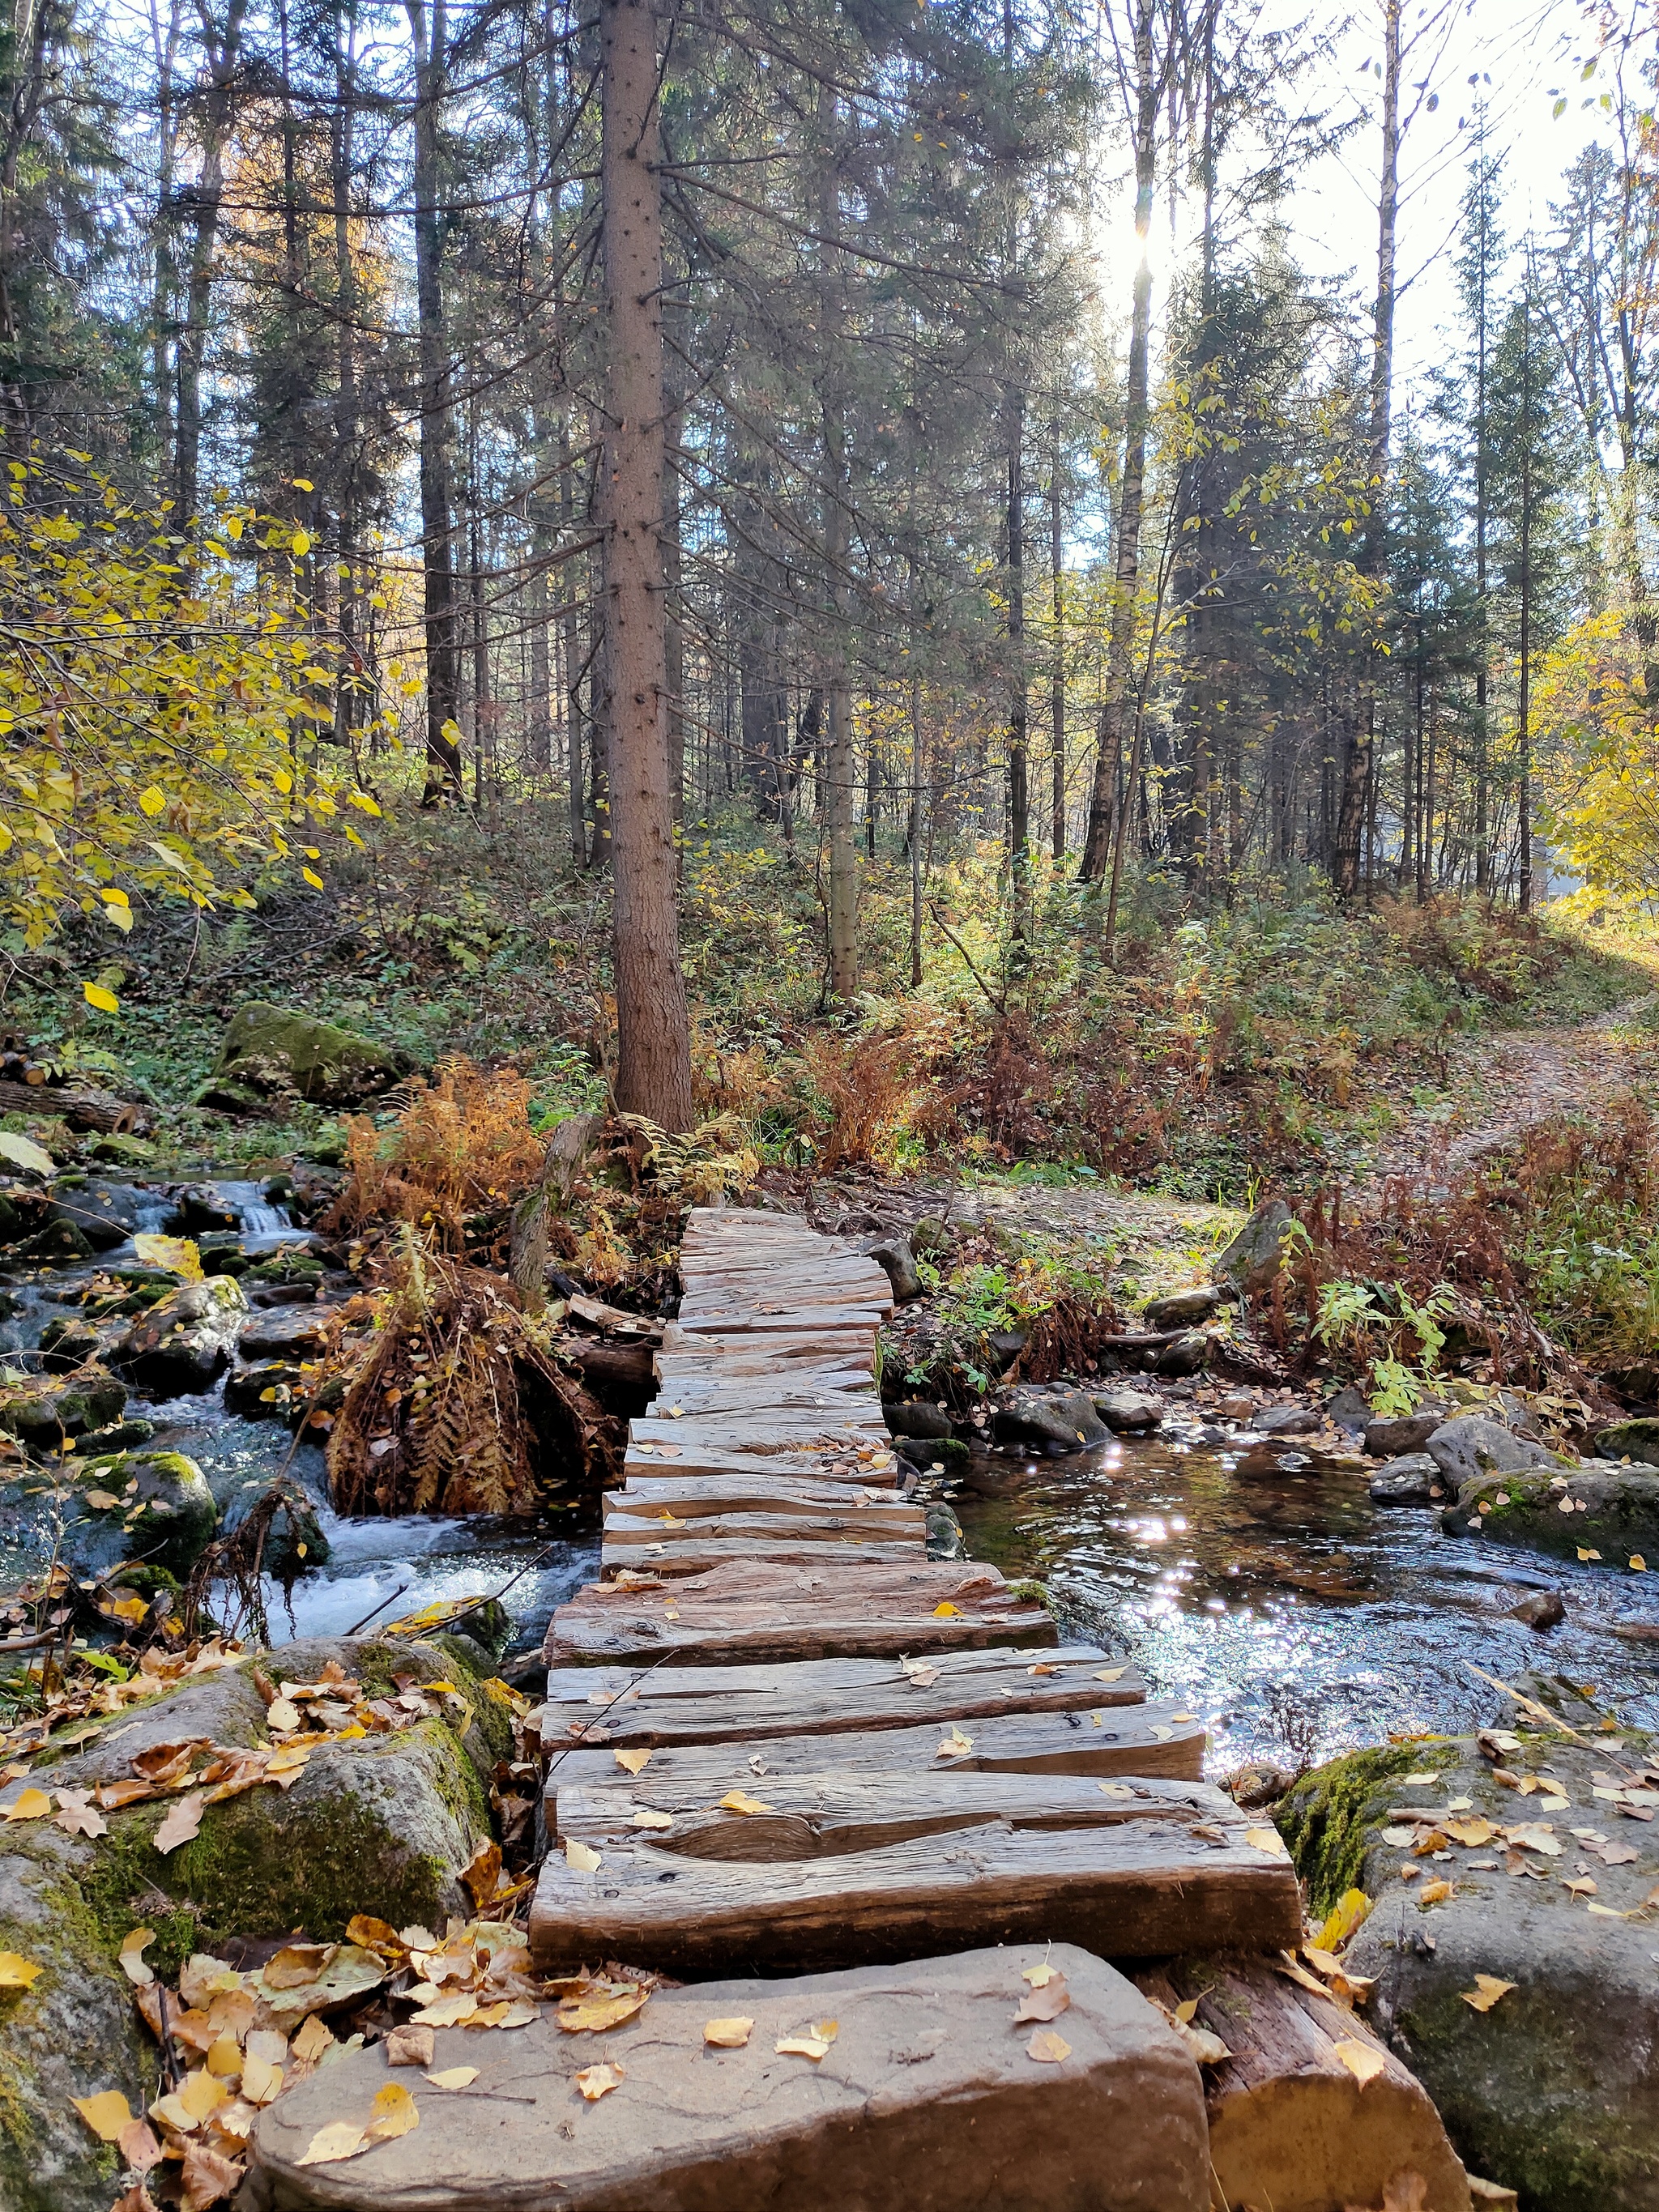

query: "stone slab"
xmin=251 ymin=1941 xmax=1209 ymax=2212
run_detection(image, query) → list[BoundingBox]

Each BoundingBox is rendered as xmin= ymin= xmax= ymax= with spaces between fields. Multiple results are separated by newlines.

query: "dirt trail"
xmin=1362 ymin=996 xmax=1659 ymax=1200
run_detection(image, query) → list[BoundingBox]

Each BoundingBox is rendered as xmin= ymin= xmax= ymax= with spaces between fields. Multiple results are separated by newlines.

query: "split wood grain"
xmin=545 ymin=1558 xmax=1057 ymax=1664
xmin=602 ymin=1534 xmax=929 ymax=1577
xmin=528 ymin=1812 xmax=1303 ymax=1974
xmin=608 ymin=1477 xmax=924 ymax=1527
xmin=534 ymin=1643 xmax=1145 ymax=1750
xmin=553 ymin=1770 xmax=1226 ymax=1859
xmin=1134 ymin=1958 xmax=1473 ymax=2212
xmin=550 ymin=1702 xmax=1205 ymax=1795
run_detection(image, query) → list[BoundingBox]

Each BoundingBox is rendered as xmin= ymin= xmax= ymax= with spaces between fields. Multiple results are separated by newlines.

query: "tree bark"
xmin=1050 ymin=424 xmax=1065 ymax=859
xmin=1080 ymin=0 xmax=1158 ymax=883
xmin=407 ymin=0 xmax=463 ymax=803
xmin=600 ymin=0 xmax=692 ymax=1128
xmin=1333 ymin=0 xmax=1400 ymax=897
xmin=175 ymin=0 xmax=248 ymax=519
xmin=1006 ymin=385 xmax=1029 ymax=941
xmin=819 ymin=88 xmax=857 ymax=1000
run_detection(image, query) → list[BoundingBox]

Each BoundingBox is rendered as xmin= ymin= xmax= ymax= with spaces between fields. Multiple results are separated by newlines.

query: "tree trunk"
xmin=600 ymin=0 xmax=692 ymax=1128
xmin=1050 ymin=424 xmax=1065 ymax=859
xmin=1080 ymin=0 xmax=1157 ymax=883
xmin=176 ymin=0 xmax=248 ymax=519
xmin=1006 ymin=385 xmax=1029 ymax=940
xmin=407 ymin=0 xmax=463 ymax=803
xmin=819 ymin=90 xmax=857 ymax=1000
xmin=1333 ymin=0 xmax=1400 ymax=897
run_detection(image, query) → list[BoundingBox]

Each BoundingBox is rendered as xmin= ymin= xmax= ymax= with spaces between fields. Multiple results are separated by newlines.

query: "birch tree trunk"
xmin=600 ymin=0 xmax=692 ymax=1127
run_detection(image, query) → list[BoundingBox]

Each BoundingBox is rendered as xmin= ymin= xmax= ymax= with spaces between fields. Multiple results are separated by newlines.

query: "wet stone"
xmin=1368 ymin=1452 xmax=1444 ymax=1505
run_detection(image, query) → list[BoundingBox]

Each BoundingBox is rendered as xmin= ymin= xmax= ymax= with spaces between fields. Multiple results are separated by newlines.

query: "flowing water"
xmin=7 ymin=1181 xmax=1657 ymax=1762
xmin=957 ymin=1422 xmax=1659 ymax=1770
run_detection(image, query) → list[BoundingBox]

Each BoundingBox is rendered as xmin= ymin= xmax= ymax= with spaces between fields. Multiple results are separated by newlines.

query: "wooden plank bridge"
xmin=249 ymin=1204 xmax=1481 ymax=2212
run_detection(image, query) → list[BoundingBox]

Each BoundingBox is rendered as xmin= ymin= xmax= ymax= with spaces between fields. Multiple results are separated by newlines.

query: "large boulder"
xmin=1369 ymin=1452 xmax=1446 ymax=1505
xmin=1094 ymin=1389 xmax=1161 ymax=1434
xmin=0 ymin=1363 xmax=126 ymax=1452
xmin=1213 ymin=1199 xmax=1294 ymax=1294
xmin=992 ymin=1385 xmax=1109 ymax=1454
xmin=1425 ymin=1417 xmax=1555 ymax=1492
xmin=45 ymin=1178 xmax=159 ymax=1252
xmin=1366 ymin=1406 xmax=1452 ymax=1457
xmin=200 ymin=1000 xmax=406 ymax=1110
xmin=237 ymin=1303 xmax=335 ymax=1361
xmin=1597 ymin=1417 xmax=1659 ymax=1468
xmin=113 ymin=1272 xmax=247 ymax=1395
xmin=1143 ymin=1285 xmax=1222 ymax=1328
xmin=0 ymin=1634 xmax=505 ymax=2212
xmin=1443 ymin=1461 xmax=1659 ymax=1564
xmin=1278 ymin=1723 xmax=1659 ymax=2210
xmin=0 ymin=1447 xmax=219 ymax=1583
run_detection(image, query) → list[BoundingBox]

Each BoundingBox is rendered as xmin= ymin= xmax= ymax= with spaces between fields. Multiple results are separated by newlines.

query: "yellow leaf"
xmin=1094 ymin=1666 xmax=1128 ymax=1682
xmin=703 ymin=2017 xmax=754 ymax=2048
xmin=1459 ymin=1974 xmax=1516 ymax=2014
xmin=1313 ymin=1889 xmax=1372 ymax=1953
xmin=296 ymin=2120 xmax=366 ymax=2166
xmin=931 ymin=1602 xmax=962 ymax=1617
xmin=1418 ymin=1878 xmax=1453 ymax=1906
xmin=348 ymin=791 xmax=382 ymax=816
xmin=99 ymin=886 xmax=129 ymax=906
xmin=425 ymin=2067 xmax=480 ymax=2090
xmin=138 ymin=786 xmax=165 ymax=816
xmin=74 ymin=2091 xmax=134 ymax=2142
xmin=302 ymin=867 xmax=324 ymax=890
xmin=1243 ymin=1827 xmax=1287 ymax=1857
xmin=118 ymin=1929 xmax=154 ymax=1986
xmin=0 ymin=1952 xmax=44 ymax=1989
xmin=719 ymin=1789 xmax=774 ymax=1814
xmin=3 ymin=1789 xmax=49 ymax=1822
xmin=290 ymin=531 xmax=312 ymax=559
xmin=1578 ymin=1547 xmax=1601 ymax=1562
xmin=774 ymin=2026 xmax=835 ymax=2060
xmin=291 ymin=479 xmax=314 ymax=492
xmin=1026 ymin=2030 xmax=1072 ymax=2064
xmin=1333 ymin=2038 xmax=1388 ymax=2086
xmin=557 ymin=1986 xmax=650 ymax=2034
xmin=574 ymin=2063 xmax=625 ymax=2100
xmin=153 ymin=1790 xmax=205 ymax=1855
xmin=1588 ymin=1901 xmax=1631 ymax=1918
xmin=614 ymin=1748 xmax=651 ymax=1775
xmin=1631 ymin=1555 xmax=1647 ymax=1572
xmin=82 ymin=981 xmax=119 ymax=1014
xmin=131 ymin=1233 xmax=203 ymax=1281
xmin=631 ymin=1807 xmax=674 ymax=1830
xmin=177 ymin=2069 xmax=226 ymax=2123
xmin=565 ymin=1838 xmax=601 ymax=1873
xmin=1444 ymin=1818 xmax=1497 ymax=1848
xmin=934 ymin=1726 xmax=975 ymax=1762
xmin=272 ymin=767 xmax=292 ymax=795
xmin=365 ymin=2082 xmax=419 ymax=2142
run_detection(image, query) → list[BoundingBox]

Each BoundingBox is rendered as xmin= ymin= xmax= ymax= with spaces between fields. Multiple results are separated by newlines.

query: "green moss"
xmin=1004 ymin=1578 xmax=1053 ymax=1609
xmin=1277 ymin=1741 xmax=1455 ymax=1916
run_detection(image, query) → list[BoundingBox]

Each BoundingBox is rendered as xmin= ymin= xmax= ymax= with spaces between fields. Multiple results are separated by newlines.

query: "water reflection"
xmin=956 ymin=1430 xmax=1659 ymax=1771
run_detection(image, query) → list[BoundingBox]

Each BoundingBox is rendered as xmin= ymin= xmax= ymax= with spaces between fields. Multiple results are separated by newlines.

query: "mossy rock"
xmin=0 ymin=1364 xmax=126 ymax=1451
xmin=204 ymin=1000 xmax=407 ymax=1109
xmin=1282 ymin=1729 xmax=1659 ymax=2209
xmin=1443 ymin=1462 xmax=1659 ymax=1565
xmin=1596 ymin=1417 xmax=1659 ymax=1468
xmin=113 ymin=1272 xmax=246 ymax=1395
xmin=0 ymin=1634 xmax=505 ymax=2210
xmin=2 ymin=1448 xmax=218 ymax=1580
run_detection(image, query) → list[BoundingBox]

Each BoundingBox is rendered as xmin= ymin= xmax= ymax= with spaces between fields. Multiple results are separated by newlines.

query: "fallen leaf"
xmin=1564 ymin=1875 xmax=1598 ymax=1899
xmin=265 ymin=1697 xmax=302 ymax=1733
xmin=1588 ymin=1901 xmax=1632 ymax=1918
xmin=1014 ymin=1971 xmax=1070 ymax=2023
xmin=1631 ymin=1555 xmax=1648 ymax=1572
xmin=409 ymin=1993 xmax=478 ymax=2028
xmin=719 ymin=1789 xmax=774 ymax=1814
xmin=386 ymin=2023 xmax=436 ymax=2069
xmin=365 ymin=2082 xmax=419 ymax=2143
xmin=262 ymin=1942 xmax=338 ymax=1991
xmin=459 ymin=1839 xmax=502 ymax=1912
xmin=426 ymin=2066 xmax=480 ymax=2089
xmin=1314 ymin=1890 xmax=1372 ymax=1952
xmin=775 ymin=2019 xmax=838 ymax=2060
xmin=934 ymin=1726 xmax=974 ymax=1762
xmin=1277 ymin=1956 xmax=1333 ymax=1997
xmin=1577 ymin=1548 xmax=1601 ymax=1562
xmin=153 ymin=1791 xmax=206 ymax=1856
xmin=53 ymin=1788 xmax=106 ymax=1839
xmin=0 ymin=1951 xmax=44 ymax=1990
xmin=1027 ymin=1662 xmax=1060 ymax=1676
xmin=1504 ymin=1824 xmax=1563 ymax=1856
xmin=613 ymin=1748 xmax=651 ymax=1776
xmin=111 ymin=2190 xmax=158 ymax=2212
xmin=1094 ymin=1667 xmax=1128 ymax=1682
xmin=1397 ymin=1773 xmax=1439 ymax=1787
xmin=565 ymin=1839 xmax=602 ymax=1872
xmin=1098 ymin=1782 xmax=1135 ymax=1799
xmin=291 ymin=2016 xmax=335 ymax=2065
xmin=296 ymin=2121 xmax=366 ymax=2166
xmin=1418 ymin=1879 xmax=1453 ymax=1905
xmin=1026 ymin=2029 xmax=1072 ymax=2063
xmin=117 ymin=2118 xmax=162 ymax=2174
xmin=83 ymin=1490 xmax=120 ymax=1510
xmin=179 ymin=2142 xmax=243 ymax=2211
xmin=703 ymin=2017 xmax=753 ymax=2048
xmin=557 ymin=1986 xmax=650 ymax=2034
xmin=631 ymin=1806 xmax=675 ymax=1830
xmin=1459 ymin=1974 xmax=1516 ymax=2013
xmin=1444 ymin=1818 xmax=1497 ymax=1848
xmin=899 ymin=1660 xmax=940 ymax=1688
xmin=73 ymin=2091 xmax=134 ymax=2142
xmin=574 ymin=2063 xmax=625 ymax=2100
xmin=205 ymin=2032 xmax=241 ymax=2078
xmin=241 ymin=2052 xmax=283 ymax=2104
xmin=178 ymin=2068 xmax=228 ymax=2123
xmin=1244 ymin=1827 xmax=1287 ymax=1856
xmin=1333 ymin=2038 xmax=1388 ymax=2086
xmin=931 ymin=1602 xmax=962 ymax=1617
xmin=1149 ymin=1724 xmax=1175 ymax=1742
xmin=3 ymin=1789 xmax=49 ymax=1822
xmin=118 ymin=1929 xmax=155 ymax=1986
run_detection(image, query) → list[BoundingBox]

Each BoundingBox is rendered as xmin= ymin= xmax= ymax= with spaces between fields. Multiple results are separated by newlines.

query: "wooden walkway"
xmin=531 ymin=1204 xmax=1301 ymax=1970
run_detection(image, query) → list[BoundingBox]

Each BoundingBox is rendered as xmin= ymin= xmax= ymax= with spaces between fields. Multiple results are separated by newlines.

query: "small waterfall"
xmin=238 ymin=1200 xmax=292 ymax=1235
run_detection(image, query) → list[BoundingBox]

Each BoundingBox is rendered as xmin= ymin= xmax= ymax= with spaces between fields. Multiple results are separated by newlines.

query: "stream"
xmin=5 ymin=1175 xmax=1656 ymax=1771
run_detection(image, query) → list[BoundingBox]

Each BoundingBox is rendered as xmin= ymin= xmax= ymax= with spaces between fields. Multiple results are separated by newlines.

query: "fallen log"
xmin=1134 ymin=1957 xmax=1473 ymax=2212
xmin=0 ymin=1079 xmax=147 ymax=1135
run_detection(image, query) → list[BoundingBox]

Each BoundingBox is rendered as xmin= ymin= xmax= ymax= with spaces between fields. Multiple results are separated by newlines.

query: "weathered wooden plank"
xmin=632 ymin=1412 xmax=892 ymax=1449
xmin=625 ymin=1444 xmax=903 ymax=1487
xmin=659 ymin=1322 xmax=876 ymax=1365
xmin=603 ymin=1535 xmax=928 ymax=1578
xmin=528 ymin=1799 xmax=1303 ymax=1973
xmin=676 ymin=1306 xmax=890 ymax=1335
xmin=610 ymin=1474 xmax=923 ymax=1525
xmin=533 ymin=1644 xmax=1145 ymax=1750
xmin=648 ymin=1379 xmax=881 ymax=1417
xmin=245 ymin=1945 xmax=1213 ymax=2212
xmin=551 ymin=1703 xmax=1205 ymax=1798
xmin=607 ymin=1506 xmax=923 ymax=1545
xmin=546 ymin=1559 xmax=1057 ymax=1665
xmin=555 ymin=1769 xmax=1220 ymax=1858
xmin=1134 ymin=1959 xmax=1473 ymax=2212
